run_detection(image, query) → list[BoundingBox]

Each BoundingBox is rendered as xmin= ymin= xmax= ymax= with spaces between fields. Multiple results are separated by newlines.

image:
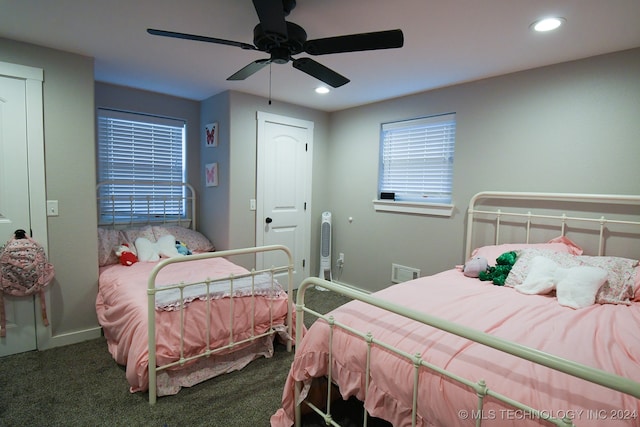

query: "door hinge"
xmin=305 ymin=143 xmax=308 ymax=152
xmin=302 ymin=259 xmax=306 ymax=268
xmin=304 ymin=202 xmax=307 ymax=211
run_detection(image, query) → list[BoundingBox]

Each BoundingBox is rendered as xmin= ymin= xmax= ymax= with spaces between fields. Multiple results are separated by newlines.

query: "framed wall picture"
xmin=204 ymin=122 xmax=218 ymax=147
xmin=205 ymin=162 xmax=218 ymax=187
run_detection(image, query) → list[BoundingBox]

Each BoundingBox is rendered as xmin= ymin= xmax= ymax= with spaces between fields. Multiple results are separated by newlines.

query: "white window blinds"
xmin=379 ymin=113 xmax=456 ymax=204
xmin=97 ymin=108 xmax=186 ymax=222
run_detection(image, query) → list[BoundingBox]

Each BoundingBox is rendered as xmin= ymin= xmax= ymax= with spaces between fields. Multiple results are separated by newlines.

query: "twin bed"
xmin=95 ymin=182 xmax=639 ymax=426
xmin=95 ymin=181 xmax=295 ymax=403
xmin=273 ymin=192 xmax=640 ymax=427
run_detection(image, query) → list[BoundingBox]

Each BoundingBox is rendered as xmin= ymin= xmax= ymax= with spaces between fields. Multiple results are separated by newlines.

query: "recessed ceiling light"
xmin=315 ymin=86 xmax=330 ymax=94
xmin=531 ymin=17 xmax=565 ymax=32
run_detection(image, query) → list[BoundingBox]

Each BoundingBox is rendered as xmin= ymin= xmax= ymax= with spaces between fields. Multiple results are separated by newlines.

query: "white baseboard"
xmin=40 ymin=327 xmax=103 ymax=350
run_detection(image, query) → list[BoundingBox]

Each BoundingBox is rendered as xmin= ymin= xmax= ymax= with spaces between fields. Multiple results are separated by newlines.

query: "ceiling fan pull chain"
xmin=268 ymin=63 xmax=272 ymax=105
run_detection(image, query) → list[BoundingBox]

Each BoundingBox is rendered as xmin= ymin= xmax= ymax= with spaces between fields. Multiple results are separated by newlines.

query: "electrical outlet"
xmin=337 ymin=252 xmax=345 ymax=268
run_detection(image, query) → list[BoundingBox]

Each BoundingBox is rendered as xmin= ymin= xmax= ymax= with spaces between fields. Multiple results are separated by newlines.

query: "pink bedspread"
xmin=272 ymin=269 xmax=640 ymax=427
xmin=96 ymin=256 xmax=292 ymax=394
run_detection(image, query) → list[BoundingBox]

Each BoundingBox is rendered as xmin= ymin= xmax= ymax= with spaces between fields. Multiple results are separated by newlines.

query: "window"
xmin=97 ymin=108 xmax=186 ymax=224
xmin=378 ymin=113 xmax=456 ymax=205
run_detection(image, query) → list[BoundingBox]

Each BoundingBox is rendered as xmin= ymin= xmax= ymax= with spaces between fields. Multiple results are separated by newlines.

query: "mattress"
xmin=96 ymin=256 xmax=292 ymax=395
xmin=272 ymin=268 xmax=640 ymax=427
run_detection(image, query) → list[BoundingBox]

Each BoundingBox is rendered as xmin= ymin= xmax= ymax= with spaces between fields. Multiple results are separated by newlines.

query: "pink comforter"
xmin=272 ymin=269 xmax=640 ymax=427
xmin=96 ymin=256 xmax=292 ymax=394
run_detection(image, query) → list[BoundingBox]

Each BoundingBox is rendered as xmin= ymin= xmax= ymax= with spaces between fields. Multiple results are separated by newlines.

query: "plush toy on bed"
xmin=115 ymin=243 xmax=138 ymax=266
xmin=463 ymin=256 xmax=489 ymax=278
xmin=478 ymin=251 xmax=518 ymax=286
xmin=175 ymin=240 xmax=192 ymax=256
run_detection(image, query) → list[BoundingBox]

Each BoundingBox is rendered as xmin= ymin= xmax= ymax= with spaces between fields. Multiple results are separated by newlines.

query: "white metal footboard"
xmin=293 ymin=278 xmax=640 ymax=427
xmin=147 ymin=244 xmax=294 ymax=404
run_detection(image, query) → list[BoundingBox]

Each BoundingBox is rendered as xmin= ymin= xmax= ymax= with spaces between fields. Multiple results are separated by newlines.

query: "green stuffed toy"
xmin=478 ymin=251 xmax=518 ymax=286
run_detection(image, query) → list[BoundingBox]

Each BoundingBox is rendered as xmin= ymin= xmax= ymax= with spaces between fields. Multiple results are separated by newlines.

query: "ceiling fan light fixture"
xmin=531 ymin=17 xmax=565 ymax=32
xmin=315 ymin=86 xmax=330 ymax=94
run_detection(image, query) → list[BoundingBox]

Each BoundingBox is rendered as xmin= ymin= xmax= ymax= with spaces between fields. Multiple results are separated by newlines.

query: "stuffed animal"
xmin=479 ymin=251 xmax=518 ymax=286
xmin=175 ymin=240 xmax=192 ymax=256
xmin=134 ymin=235 xmax=180 ymax=262
xmin=115 ymin=243 xmax=138 ymax=266
xmin=463 ymin=256 xmax=489 ymax=278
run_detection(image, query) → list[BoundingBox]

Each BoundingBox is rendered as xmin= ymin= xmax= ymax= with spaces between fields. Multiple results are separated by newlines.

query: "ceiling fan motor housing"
xmin=253 ymin=21 xmax=307 ymax=62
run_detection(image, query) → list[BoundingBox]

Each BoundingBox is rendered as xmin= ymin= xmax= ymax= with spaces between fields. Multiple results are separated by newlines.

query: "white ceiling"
xmin=1 ymin=0 xmax=639 ymax=112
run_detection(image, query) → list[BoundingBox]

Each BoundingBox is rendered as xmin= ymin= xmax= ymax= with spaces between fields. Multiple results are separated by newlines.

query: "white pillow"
xmin=556 ymin=266 xmax=608 ymax=309
xmin=135 ymin=234 xmax=181 ymax=262
xmin=515 ymin=256 xmax=562 ymax=295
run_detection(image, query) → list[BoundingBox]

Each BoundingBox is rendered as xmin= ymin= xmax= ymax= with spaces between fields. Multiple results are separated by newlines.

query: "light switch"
xmin=250 ymin=199 xmax=256 ymax=211
xmin=47 ymin=200 xmax=59 ymax=216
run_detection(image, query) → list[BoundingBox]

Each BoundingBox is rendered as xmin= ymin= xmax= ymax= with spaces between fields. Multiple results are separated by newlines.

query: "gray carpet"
xmin=0 ymin=286 xmax=356 ymax=427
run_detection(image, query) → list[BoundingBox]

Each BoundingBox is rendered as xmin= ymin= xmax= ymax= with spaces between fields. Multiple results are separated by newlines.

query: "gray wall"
xmin=3 ymin=33 xmax=638 ymax=347
xmin=328 ymin=48 xmax=640 ymax=292
xmin=0 ymin=38 xmax=98 ymax=346
xmin=199 ymin=91 xmax=231 ymax=252
xmin=200 ymin=90 xmax=330 ymax=269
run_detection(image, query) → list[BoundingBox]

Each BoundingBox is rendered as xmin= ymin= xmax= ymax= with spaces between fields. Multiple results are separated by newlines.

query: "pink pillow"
xmin=546 ymin=235 xmax=584 ymax=255
xmin=121 ymin=225 xmax=156 ymax=247
xmin=152 ymin=225 xmax=214 ymax=252
xmin=470 ymin=237 xmax=583 ymax=266
xmin=634 ymin=267 xmax=640 ymax=302
xmin=97 ymin=227 xmax=123 ymax=266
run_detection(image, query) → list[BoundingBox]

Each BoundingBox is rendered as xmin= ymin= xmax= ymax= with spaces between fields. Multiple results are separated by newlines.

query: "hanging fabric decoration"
xmin=0 ymin=229 xmax=54 ymax=337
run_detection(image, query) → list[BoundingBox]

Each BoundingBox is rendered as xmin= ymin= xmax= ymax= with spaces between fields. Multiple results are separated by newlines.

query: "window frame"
xmin=96 ymin=108 xmax=187 ymax=225
xmin=375 ymin=113 xmax=456 ymax=217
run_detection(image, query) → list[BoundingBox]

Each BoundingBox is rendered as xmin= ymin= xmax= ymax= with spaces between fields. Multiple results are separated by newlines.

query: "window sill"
xmin=373 ymin=199 xmax=454 ymax=217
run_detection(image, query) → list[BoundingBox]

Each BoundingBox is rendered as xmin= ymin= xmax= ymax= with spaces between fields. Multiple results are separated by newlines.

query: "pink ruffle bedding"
xmin=272 ymin=268 xmax=640 ymax=427
xmin=96 ymin=256 xmax=292 ymax=395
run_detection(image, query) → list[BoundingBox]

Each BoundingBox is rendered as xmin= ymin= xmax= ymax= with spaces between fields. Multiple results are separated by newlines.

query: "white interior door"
xmin=0 ymin=68 xmax=38 ymax=356
xmin=256 ymin=112 xmax=313 ymax=288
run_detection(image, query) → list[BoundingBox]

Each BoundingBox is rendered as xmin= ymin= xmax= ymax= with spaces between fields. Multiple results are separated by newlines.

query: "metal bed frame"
xmin=96 ymin=181 xmax=295 ymax=404
xmin=147 ymin=244 xmax=294 ymax=404
xmin=96 ymin=180 xmax=196 ymax=229
xmin=291 ymin=191 xmax=640 ymax=427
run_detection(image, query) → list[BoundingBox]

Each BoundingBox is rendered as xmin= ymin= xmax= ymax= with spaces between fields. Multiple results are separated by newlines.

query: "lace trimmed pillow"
xmin=579 ymin=255 xmax=638 ymax=304
xmin=506 ymin=248 xmax=638 ymax=305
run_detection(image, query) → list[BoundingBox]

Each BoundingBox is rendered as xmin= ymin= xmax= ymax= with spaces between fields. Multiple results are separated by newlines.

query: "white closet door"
xmin=0 ymin=62 xmax=44 ymax=356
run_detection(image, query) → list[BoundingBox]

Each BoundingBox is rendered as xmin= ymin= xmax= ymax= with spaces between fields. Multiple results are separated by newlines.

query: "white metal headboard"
xmin=465 ymin=191 xmax=640 ymax=260
xmin=96 ymin=180 xmax=196 ymax=229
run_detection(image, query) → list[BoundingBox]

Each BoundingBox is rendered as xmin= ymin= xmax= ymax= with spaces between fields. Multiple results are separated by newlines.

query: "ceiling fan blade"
xmin=292 ymin=58 xmax=349 ymax=88
xmin=227 ymin=59 xmax=272 ymax=81
xmin=147 ymin=28 xmax=257 ymax=51
xmin=252 ymin=0 xmax=288 ymax=42
xmin=304 ymin=29 xmax=404 ymax=55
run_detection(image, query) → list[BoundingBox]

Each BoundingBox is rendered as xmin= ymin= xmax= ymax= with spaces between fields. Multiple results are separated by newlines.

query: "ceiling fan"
xmin=147 ymin=0 xmax=404 ymax=88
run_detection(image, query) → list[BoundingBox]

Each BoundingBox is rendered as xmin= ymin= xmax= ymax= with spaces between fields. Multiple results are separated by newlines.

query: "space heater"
xmin=319 ymin=211 xmax=332 ymax=281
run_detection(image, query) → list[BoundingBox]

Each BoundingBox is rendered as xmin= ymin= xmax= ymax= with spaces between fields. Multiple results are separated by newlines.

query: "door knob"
xmin=265 ymin=217 xmax=273 ymax=224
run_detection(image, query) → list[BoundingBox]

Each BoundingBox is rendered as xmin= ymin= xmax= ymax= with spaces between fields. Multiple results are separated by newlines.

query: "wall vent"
xmin=391 ymin=263 xmax=420 ymax=283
